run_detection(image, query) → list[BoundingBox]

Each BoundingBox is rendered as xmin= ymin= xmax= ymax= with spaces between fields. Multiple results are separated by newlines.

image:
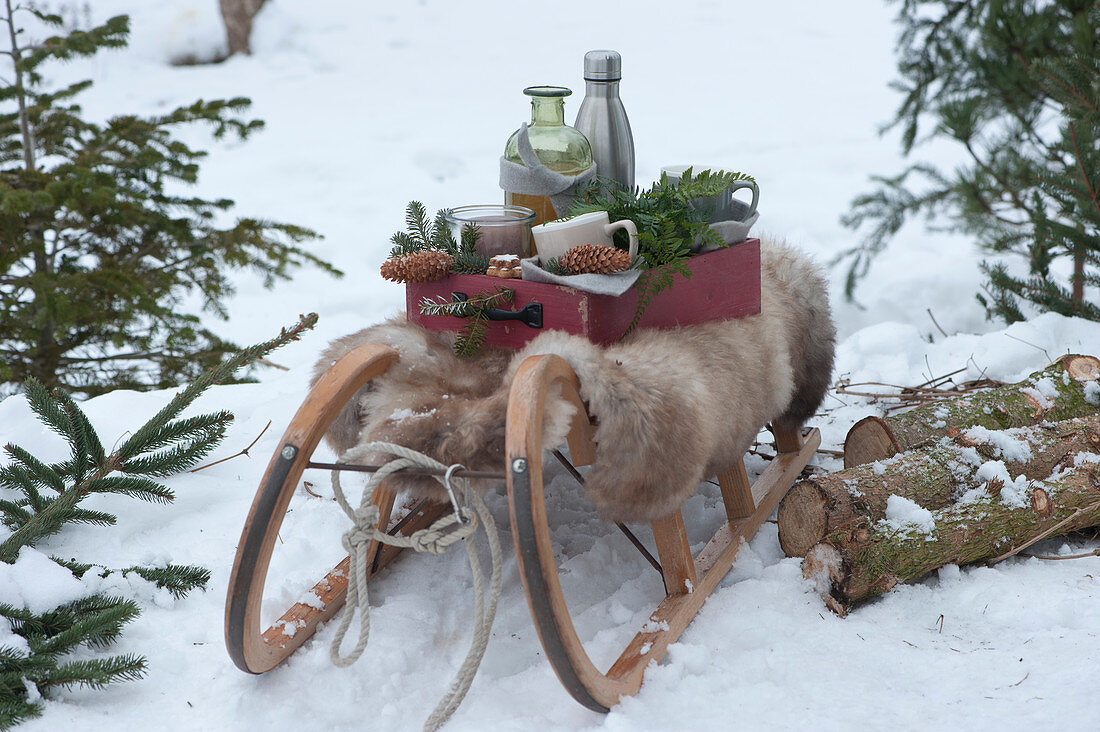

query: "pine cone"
xmin=559 ymin=244 xmax=632 ymax=275
xmin=380 ymin=250 xmax=454 ymax=283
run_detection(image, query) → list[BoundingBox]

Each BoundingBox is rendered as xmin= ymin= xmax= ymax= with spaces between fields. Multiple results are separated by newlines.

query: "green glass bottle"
xmin=504 ymin=86 xmax=593 ymax=225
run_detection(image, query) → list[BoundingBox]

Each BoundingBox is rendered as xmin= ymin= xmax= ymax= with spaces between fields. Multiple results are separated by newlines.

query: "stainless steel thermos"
xmin=573 ymin=50 xmax=635 ymax=191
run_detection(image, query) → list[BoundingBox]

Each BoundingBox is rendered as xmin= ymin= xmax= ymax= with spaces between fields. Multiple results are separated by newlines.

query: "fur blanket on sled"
xmin=312 ymin=237 xmax=835 ymax=523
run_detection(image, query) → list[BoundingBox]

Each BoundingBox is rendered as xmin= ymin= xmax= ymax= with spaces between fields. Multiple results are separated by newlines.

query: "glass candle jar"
xmin=443 ymin=204 xmax=537 ymax=259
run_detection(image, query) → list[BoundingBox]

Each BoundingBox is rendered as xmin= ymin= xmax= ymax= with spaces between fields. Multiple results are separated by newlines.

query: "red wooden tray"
xmin=406 ymin=238 xmax=761 ymax=349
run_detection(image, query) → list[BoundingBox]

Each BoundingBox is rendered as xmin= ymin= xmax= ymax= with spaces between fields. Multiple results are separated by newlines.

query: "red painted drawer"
xmin=406 ymin=238 xmax=761 ymax=349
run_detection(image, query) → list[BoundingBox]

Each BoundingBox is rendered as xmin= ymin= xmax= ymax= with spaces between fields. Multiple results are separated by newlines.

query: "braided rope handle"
xmin=328 ymin=442 xmax=503 ymax=731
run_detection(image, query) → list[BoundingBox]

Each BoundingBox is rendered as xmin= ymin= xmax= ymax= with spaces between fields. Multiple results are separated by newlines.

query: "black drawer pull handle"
xmin=452 ymin=292 xmax=543 ymax=329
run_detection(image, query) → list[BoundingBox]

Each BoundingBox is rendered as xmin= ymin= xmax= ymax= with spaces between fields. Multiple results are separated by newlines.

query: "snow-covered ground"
xmin=5 ymin=1 xmax=1100 ymax=729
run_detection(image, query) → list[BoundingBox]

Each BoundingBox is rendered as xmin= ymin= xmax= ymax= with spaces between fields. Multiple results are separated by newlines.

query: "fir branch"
xmin=842 ymin=0 xmax=1100 ymax=320
xmin=406 ymin=200 xmax=432 ymax=248
xmin=0 ymin=314 xmax=317 ymax=563
xmin=82 ymin=476 xmax=174 ymax=503
xmin=116 ymin=313 xmax=316 ymax=462
xmin=122 ymin=564 xmax=210 ymax=599
xmin=62 ymin=507 xmax=116 ymax=527
xmin=121 ymin=412 xmax=234 ymax=461
xmin=446 ymin=222 xmax=489 ymax=273
xmin=458 ymin=221 xmax=481 ymax=255
xmin=432 ymin=208 xmax=456 ymax=252
xmin=0 ymin=694 xmax=42 ymax=730
xmin=541 ymin=257 xmax=569 ymax=276
xmin=417 ymin=288 xmax=513 ymax=356
xmin=43 ymin=654 xmax=147 ymax=690
xmin=389 ymin=231 xmax=420 ymax=258
xmin=390 ymin=202 xmax=493 ymax=272
xmin=22 ymin=596 xmax=140 ymax=656
xmin=1 ymin=444 xmax=63 ymax=495
xmin=450 ymin=251 xmax=490 ymax=275
xmin=50 ymin=559 xmax=210 ymax=599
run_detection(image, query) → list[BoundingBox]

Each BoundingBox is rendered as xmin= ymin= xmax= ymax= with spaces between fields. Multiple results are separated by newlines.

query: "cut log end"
xmin=1063 ymin=354 xmax=1100 ymax=382
xmin=802 ymin=543 xmax=848 ymax=616
xmin=843 ymin=415 xmax=899 ymax=468
xmin=777 ymin=481 xmax=830 ymax=558
xmin=1030 ymin=487 xmax=1052 ymax=518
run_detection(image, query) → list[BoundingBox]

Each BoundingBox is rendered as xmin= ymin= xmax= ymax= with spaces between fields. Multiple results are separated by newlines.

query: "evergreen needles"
xmin=418 ymin=288 xmax=514 ymax=356
xmin=840 ymin=0 xmax=1100 ymax=322
xmin=0 ymin=9 xmax=339 ymax=396
xmin=389 ymin=201 xmax=490 ymax=275
xmin=0 ymin=312 xmax=317 ymax=727
xmin=569 ymin=169 xmax=752 ymax=335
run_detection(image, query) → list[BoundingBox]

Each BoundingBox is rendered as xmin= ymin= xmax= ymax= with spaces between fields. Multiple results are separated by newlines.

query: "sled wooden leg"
xmin=225 ymin=343 xmax=448 ymax=675
xmin=772 ymin=423 xmax=804 ymax=454
xmin=507 ymin=353 xmax=820 ymax=712
xmin=651 ymin=511 xmax=696 ymax=596
xmin=717 ymin=460 xmax=754 ymax=521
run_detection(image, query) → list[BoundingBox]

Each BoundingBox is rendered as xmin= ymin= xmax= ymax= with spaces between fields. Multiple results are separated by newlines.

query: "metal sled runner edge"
xmin=224 ymin=342 xmax=819 ymax=710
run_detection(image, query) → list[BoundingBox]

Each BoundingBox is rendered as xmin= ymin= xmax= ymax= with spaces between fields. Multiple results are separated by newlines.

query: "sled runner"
xmin=224 ymin=340 xmax=820 ymax=712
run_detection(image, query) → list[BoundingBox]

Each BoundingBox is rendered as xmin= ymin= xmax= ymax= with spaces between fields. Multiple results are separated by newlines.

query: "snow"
xmin=975 ymin=461 xmax=1032 ymax=509
xmin=960 ymin=425 xmax=1034 ymax=463
xmin=1020 ymin=386 xmax=1055 ymax=410
xmin=0 ymin=547 xmax=88 ymax=616
xmin=390 ymin=407 xmax=437 ymax=421
xmin=5 ymin=0 xmax=1100 ymax=729
xmin=1032 ymin=377 xmax=1061 ymax=402
xmin=1085 ymin=381 xmax=1100 ymax=406
xmin=882 ymin=495 xmax=936 ymax=536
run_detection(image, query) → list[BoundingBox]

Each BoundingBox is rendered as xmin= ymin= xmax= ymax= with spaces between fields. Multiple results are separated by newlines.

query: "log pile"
xmin=783 ymin=354 xmax=1100 ymax=615
xmin=842 ymin=354 xmax=1100 ymax=468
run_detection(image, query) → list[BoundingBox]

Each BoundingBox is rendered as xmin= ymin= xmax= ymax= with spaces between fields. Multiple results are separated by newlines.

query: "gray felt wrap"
xmin=499 ymin=123 xmax=597 ymax=219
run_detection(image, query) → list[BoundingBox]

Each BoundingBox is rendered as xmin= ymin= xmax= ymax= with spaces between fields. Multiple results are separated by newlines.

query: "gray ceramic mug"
xmin=660 ymin=165 xmax=760 ymax=223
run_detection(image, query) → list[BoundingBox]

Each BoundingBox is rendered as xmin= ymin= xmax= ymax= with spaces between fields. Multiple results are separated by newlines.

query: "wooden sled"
xmin=225 ymin=342 xmax=819 ymax=711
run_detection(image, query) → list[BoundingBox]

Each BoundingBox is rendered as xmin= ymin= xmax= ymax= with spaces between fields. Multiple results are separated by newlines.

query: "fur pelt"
xmin=312 ymin=237 xmax=835 ymax=523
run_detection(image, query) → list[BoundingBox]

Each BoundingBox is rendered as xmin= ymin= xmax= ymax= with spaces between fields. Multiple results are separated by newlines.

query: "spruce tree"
xmin=841 ymin=0 xmax=1100 ymax=322
xmin=0 ymin=7 xmax=340 ymax=396
xmin=0 ymin=313 xmax=317 ymax=728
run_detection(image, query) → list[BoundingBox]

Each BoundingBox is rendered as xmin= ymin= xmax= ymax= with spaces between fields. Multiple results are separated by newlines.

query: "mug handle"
xmin=728 ymin=180 xmax=760 ymax=218
xmin=604 ymin=219 xmax=639 ymax=262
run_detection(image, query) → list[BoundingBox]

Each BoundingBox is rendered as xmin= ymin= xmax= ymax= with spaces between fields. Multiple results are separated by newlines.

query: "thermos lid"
xmin=583 ymin=49 xmax=621 ymax=81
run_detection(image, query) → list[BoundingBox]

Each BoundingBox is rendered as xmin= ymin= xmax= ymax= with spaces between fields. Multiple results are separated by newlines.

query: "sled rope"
xmin=329 ymin=441 xmax=503 ymax=732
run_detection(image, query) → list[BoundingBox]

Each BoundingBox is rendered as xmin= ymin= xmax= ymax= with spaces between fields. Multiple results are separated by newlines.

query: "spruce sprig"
xmin=418 ymin=288 xmax=514 ymax=356
xmin=450 ymin=223 xmax=491 ymax=275
xmin=0 ymin=313 xmax=317 ymax=726
xmin=389 ymin=201 xmax=490 ymax=274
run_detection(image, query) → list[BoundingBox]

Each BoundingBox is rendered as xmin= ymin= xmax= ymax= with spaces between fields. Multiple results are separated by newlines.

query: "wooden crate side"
xmin=585 ymin=239 xmax=761 ymax=343
xmin=405 ymin=238 xmax=762 ymax=349
xmin=407 ymin=276 xmax=589 ymax=349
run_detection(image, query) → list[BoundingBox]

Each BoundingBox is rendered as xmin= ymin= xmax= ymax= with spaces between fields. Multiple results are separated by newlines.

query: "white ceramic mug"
xmin=530 ymin=211 xmax=639 ymax=264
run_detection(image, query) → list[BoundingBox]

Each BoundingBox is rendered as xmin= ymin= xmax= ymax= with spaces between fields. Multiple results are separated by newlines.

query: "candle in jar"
xmin=444 ymin=205 xmax=536 ymax=259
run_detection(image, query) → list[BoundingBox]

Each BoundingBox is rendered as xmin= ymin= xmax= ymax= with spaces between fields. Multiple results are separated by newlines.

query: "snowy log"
xmin=778 ymin=415 xmax=1100 ymax=557
xmin=803 ymin=461 xmax=1100 ymax=615
xmin=842 ymin=354 xmax=1100 ymax=468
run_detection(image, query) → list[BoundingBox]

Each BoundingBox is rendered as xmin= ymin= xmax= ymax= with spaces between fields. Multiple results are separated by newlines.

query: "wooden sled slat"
xmin=225 ymin=343 xmax=450 ymax=674
xmin=506 ymin=353 xmax=819 ymax=711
